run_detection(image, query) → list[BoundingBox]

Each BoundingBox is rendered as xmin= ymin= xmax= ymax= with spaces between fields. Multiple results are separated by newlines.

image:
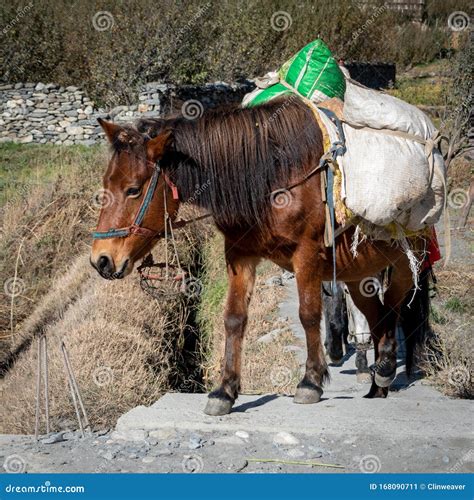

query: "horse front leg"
xmin=204 ymin=253 xmax=259 ymax=416
xmin=293 ymin=255 xmax=328 ymax=404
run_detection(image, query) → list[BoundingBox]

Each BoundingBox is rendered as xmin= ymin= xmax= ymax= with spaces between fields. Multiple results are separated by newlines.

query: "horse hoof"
xmin=374 ymin=371 xmax=395 ymax=388
xmin=294 ymin=386 xmax=323 ymax=404
xmin=328 ymin=356 xmax=343 ymax=366
xmin=356 ymin=371 xmax=372 ymax=384
xmin=204 ymin=397 xmax=233 ymax=416
xmin=364 ymin=380 xmax=389 ymax=398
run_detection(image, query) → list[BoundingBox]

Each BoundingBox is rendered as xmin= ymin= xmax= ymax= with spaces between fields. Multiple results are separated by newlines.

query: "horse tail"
xmin=399 ymin=267 xmax=435 ymax=376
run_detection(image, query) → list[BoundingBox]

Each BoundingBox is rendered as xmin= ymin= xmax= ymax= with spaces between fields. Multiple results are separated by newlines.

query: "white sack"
xmin=339 ymin=80 xmax=446 ymax=232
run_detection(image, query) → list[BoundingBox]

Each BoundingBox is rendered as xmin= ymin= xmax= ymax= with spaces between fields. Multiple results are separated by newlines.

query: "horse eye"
xmin=126 ymin=187 xmax=141 ymax=197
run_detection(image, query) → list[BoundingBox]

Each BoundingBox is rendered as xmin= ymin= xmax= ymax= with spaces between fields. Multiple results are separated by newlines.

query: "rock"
xmin=35 ymin=83 xmax=46 ymax=91
xmin=307 ymin=446 xmax=328 ymax=457
xmin=41 ymin=432 xmax=66 ymax=444
xmin=273 ymin=432 xmax=299 ymax=446
xmin=19 ymin=134 xmax=33 ymax=143
xmin=188 ymin=433 xmax=203 ymax=450
xmin=257 ymin=328 xmax=287 ymax=344
xmin=151 ymin=448 xmax=172 ymax=457
xmin=265 ymin=275 xmax=283 ymax=286
xmin=235 ymin=431 xmax=250 ymax=441
xmin=227 ymin=459 xmax=248 ymax=472
xmin=110 ymin=429 xmax=147 ymax=442
xmin=281 ymin=271 xmax=295 ymax=281
xmin=66 ymin=86 xmax=78 ymax=92
xmin=286 ymin=448 xmax=305 ymax=458
xmin=148 ymin=429 xmax=176 ymax=440
xmin=142 ymin=456 xmax=155 ymax=464
xmin=102 ymin=451 xmax=116 ymax=461
xmin=66 ymin=126 xmax=83 ymax=136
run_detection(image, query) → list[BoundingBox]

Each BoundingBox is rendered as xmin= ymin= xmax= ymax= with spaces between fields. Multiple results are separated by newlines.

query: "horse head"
xmin=90 ymin=119 xmax=177 ymax=279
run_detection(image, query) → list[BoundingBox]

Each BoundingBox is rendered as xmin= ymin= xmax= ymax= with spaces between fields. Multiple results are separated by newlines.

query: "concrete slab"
xmin=116 ymin=390 xmax=473 ymax=440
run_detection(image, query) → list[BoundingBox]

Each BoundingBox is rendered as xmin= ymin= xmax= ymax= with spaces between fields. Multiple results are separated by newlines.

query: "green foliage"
xmin=196 ymin=231 xmax=227 ymax=356
xmin=0 ymin=0 xmax=465 ymax=106
xmin=444 ymin=297 xmax=467 ymax=314
xmin=430 ymin=305 xmax=448 ymax=325
xmin=388 ymin=77 xmax=446 ymax=107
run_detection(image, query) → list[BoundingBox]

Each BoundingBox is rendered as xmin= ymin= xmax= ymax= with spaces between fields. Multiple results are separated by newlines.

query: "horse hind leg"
xmin=345 ymin=281 xmax=392 ymax=398
xmin=322 ymin=282 xmax=345 ymax=365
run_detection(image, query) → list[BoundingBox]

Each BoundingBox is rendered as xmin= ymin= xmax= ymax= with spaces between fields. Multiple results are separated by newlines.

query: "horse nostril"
xmin=97 ymin=255 xmax=112 ymax=274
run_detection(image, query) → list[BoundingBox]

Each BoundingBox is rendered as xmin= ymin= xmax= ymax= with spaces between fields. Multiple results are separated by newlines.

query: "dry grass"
xmin=0 ymin=144 xmax=107 ymax=359
xmin=0 ymin=144 xmax=208 ymax=434
xmin=199 ymin=232 xmax=301 ymax=395
xmin=421 ymin=265 xmax=473 ymax=399
xmin=0 ymin=253 xmax=192 ymax=434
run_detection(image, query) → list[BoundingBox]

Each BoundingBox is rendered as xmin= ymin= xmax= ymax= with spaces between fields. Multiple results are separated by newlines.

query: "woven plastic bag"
xmin=339 ymin=80 xmax=446 ymax=233
xmin=243 ymin=39 xmax=346 ymax=107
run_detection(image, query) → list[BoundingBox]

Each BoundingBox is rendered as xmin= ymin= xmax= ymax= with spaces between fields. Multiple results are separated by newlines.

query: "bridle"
xmin=92 ymin=159 xmax=180 ymax=240
xmin=92 ymin=157 xmax=211 ymax=240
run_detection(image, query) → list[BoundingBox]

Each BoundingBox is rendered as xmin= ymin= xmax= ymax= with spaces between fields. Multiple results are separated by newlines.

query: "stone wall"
xmin=0 ymin=81 xmax=255 ymax=145
xmin=0 ymin=63 xmax=395 ymax=145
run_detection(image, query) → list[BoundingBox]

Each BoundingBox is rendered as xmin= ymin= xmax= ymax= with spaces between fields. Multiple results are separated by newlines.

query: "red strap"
xmin=164 ymin=173 xmax=179 ymax=200
xmin=422 ymin=227 xmax=442 ymax=270
xmin=129 ymin=225 xmax=157 ymax=238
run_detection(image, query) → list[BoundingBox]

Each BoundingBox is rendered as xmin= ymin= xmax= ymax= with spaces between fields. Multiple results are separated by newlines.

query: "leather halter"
xmin=92 ymin=160 xmax=179 ymax=240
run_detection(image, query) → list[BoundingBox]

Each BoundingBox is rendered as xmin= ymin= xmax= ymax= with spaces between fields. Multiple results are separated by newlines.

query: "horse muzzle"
xmin=90 ymin=254 xmax=130 ymax=280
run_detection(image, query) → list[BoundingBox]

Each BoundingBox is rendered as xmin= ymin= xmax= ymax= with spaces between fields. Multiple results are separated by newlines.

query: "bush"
xmin=0 ymin=0 xmax=468 ymax=106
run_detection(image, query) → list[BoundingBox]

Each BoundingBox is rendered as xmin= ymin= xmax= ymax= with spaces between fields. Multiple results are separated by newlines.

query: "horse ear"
xmin=146 ymin=130 xmax=173 ymax=162
xmin=97 ymin=118 xmax=124 ymax=144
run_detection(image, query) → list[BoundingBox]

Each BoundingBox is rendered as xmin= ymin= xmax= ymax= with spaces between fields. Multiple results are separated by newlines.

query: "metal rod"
xmin=34 ymin=336 xmax=42 ymax=440
xmin=42 ymin=336 xmax=50 ymax=434
xmin=62 ymin=341 xmax=90 ymax=429
xmin=61 ymin=342 xmax=84 ymax=438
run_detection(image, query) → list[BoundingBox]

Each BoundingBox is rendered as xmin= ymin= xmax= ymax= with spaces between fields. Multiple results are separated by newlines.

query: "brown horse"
xmin=91 ymin=97 xmax=423 ymax=416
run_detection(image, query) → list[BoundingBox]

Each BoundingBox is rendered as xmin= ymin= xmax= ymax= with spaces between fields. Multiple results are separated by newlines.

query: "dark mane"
xmin=137 ymin=97 xmax=323 ymax=227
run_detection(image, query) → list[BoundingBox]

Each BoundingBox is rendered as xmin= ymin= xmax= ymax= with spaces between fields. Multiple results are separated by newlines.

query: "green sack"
xmin=243 ymin=39 xmax=346 ymax=107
